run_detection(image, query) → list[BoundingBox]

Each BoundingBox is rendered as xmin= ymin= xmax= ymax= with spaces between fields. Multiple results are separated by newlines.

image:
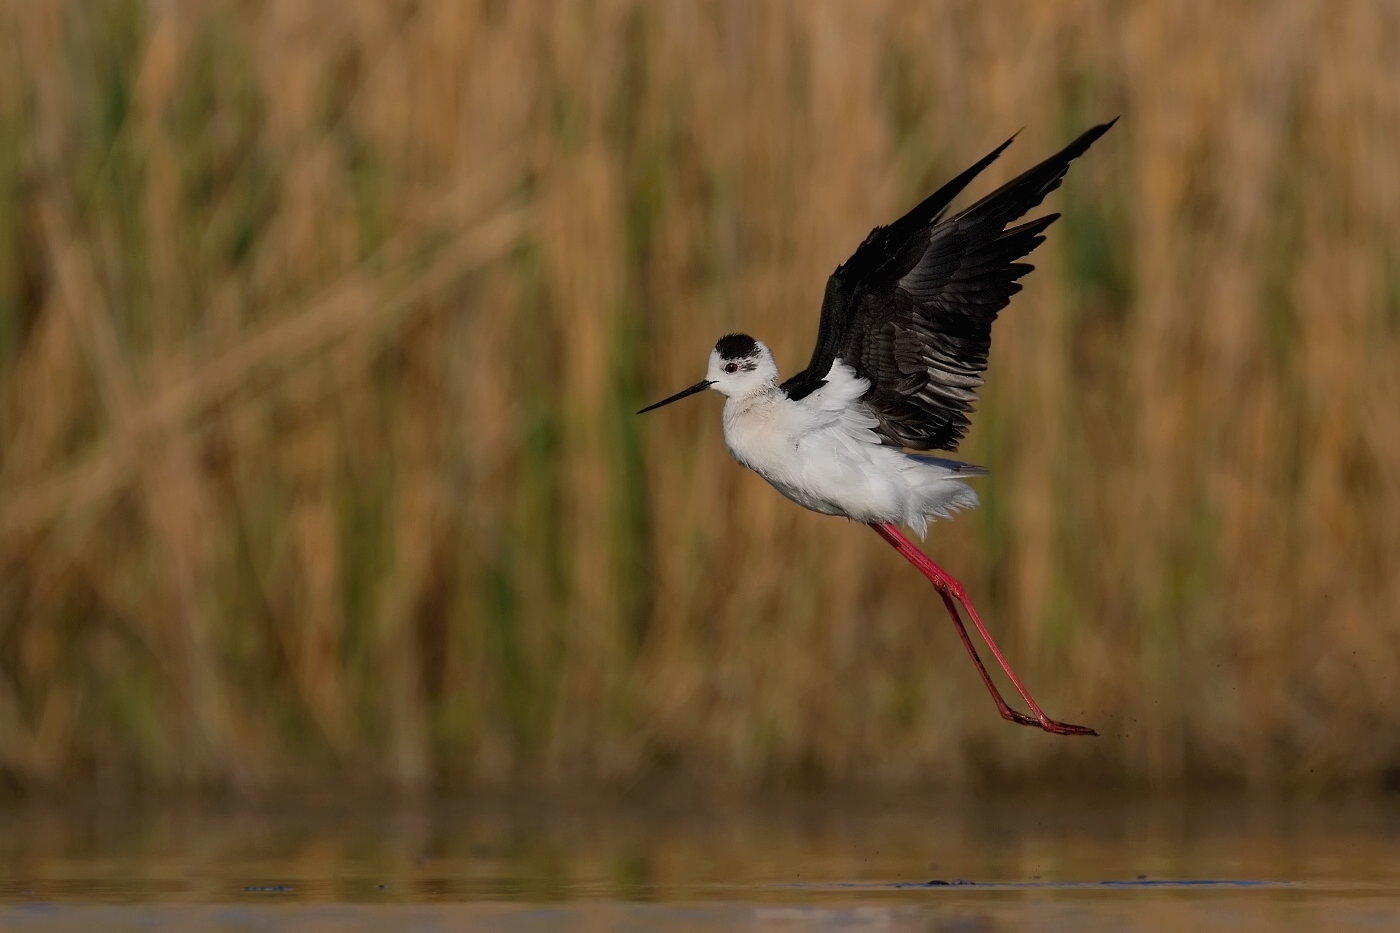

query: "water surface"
xmin=2 ymin=792 xmax=1398 ymax=930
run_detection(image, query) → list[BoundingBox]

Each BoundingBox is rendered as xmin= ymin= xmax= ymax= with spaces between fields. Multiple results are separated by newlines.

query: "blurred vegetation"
xmin=1 ymin=0 xmax=1399 ymax=794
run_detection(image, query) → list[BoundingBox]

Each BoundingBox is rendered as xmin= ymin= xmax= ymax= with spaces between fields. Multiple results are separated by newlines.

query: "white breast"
xmin=723 ymin=362 xmax=893 ymax=516
xmin=720 ymin=361 xmax=980 ymax=536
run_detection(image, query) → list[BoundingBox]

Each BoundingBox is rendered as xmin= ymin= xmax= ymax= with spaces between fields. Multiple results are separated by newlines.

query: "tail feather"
xmin=904 ymin=459 xmax=982 ymax=538
xmin=903 ymin=452 xmax=989 ymax=476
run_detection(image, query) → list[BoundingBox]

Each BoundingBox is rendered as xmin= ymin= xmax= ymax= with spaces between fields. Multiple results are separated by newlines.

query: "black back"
xmin=780 ymin=119 xmax=1116 ymax=450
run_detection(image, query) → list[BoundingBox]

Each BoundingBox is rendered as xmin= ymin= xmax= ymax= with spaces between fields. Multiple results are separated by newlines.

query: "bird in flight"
xmin=640 ymin=120 xmax=1116 ymax=735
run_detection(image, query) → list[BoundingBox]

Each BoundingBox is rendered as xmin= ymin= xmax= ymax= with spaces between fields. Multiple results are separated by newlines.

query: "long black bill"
xmin=637 ymin=380 xmax=713 ymax=414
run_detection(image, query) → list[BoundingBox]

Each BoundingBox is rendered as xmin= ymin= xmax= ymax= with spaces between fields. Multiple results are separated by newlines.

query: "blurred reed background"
xmin=1 ymin=0 xmax=1399 ymax=795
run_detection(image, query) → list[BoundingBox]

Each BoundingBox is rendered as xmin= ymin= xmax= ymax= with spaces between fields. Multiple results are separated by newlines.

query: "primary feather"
xmin=782 ymin=119 xmax=1117 ymax=451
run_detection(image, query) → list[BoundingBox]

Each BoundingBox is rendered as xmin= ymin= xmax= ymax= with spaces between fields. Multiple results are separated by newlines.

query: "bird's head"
xmin=705 ymin=333 xmax=778 ymax=397
xmin=638 ymin=333 xmax=778 ymax=413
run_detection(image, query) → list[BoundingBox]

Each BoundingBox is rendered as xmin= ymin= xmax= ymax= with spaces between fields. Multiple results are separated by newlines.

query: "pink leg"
xmin=870 ymin=522 xmax=1096 ymax=737
xmin=936 ymin=588 xmax=1041 ymax=728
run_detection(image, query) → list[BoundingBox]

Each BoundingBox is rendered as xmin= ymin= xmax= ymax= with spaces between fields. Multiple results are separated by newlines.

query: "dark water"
xmin=2 ymin=793 xmax=1399 ymax=930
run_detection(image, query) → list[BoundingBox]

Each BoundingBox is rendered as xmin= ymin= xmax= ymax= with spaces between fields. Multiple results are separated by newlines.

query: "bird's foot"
xmin=1000 ymin=708 xmax=1042 ymax=728
xmin=1036 ymin=719 xmax=1098 ymax=737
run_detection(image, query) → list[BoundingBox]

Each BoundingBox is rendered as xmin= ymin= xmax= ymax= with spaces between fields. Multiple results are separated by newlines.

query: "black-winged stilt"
xmin=640 ymin=120 xmax=1116 ymax=736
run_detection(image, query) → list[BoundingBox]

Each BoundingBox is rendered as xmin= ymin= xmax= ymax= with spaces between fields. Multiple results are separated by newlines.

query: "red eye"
xmin=724 ymin=362 xmax=739 ymax=374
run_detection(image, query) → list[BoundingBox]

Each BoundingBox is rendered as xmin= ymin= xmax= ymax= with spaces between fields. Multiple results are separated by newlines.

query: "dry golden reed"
xmin=1 ymin=0 xmax=1399 ymax=792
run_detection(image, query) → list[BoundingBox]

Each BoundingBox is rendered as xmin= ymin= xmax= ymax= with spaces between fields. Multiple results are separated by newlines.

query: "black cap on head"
xmin=715 ymin=333 xmax=758 ymax=360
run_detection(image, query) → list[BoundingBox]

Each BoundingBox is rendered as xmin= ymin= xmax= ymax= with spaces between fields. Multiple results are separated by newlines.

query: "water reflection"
xmin=1 ymin=793 xmax=1399 ymax=930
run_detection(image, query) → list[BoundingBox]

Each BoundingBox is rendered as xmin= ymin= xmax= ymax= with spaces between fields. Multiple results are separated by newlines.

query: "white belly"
xmin=720 ymin=389 xmax=979 ymax=536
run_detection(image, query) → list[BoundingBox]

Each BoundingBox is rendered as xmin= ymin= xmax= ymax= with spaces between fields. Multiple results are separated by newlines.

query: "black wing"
xmin=781 ymin=119 xmax=1116 ymax=451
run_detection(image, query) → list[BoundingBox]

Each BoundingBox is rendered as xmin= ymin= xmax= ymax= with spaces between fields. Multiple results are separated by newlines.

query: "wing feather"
xmin=782 ymin=119 xmax=1116 ymax=451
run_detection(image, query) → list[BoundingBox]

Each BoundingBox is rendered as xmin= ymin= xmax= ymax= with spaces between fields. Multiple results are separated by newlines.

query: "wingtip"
xmin=1085 ymin=115 xmax=1120 ymax=141
xmin=991 ymin=130 xmax=1020 ymax=158
xmin=995 ymin=116 xmax=1115 ymax=167
xmin=1055 ymin=117 xmax=1119 ymax=162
